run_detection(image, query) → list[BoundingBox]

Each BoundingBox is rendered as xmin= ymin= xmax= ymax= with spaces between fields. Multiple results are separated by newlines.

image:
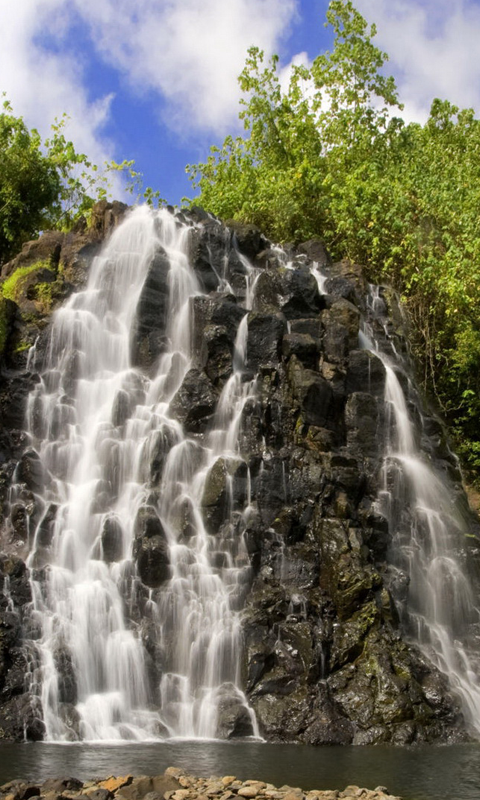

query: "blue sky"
xmin=2 ymin=0 xmax=480 ymax=206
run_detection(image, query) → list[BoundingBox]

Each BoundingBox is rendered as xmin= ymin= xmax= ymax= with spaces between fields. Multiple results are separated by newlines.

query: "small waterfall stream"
xmin=5 ymin=206 xmax=480 ymax=744
xmin=361 ymin=288 xmax=480 ymax=734
xmin=12 ymin=206 xmax=259 ymax=741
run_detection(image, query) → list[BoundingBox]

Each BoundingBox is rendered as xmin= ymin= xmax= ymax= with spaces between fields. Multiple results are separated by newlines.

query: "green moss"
xmin=34 ymin=280 xmax=57 ymax=311
xmin=1 ymin=260 xmax=53 ymax=303
xmin=0 ymin=297 xmax=8 ymax=355
xmin=14 ymin=341 xmax=31 ymax=354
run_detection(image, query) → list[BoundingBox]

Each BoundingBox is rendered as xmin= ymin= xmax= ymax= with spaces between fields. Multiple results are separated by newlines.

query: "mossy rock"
xmin=330 ymin=600 xmax=380 ymax=669
xmin=0 ymin=296 xmax=16 ymax=359
xmin=1 ymin=261 xmax=55 ymax=304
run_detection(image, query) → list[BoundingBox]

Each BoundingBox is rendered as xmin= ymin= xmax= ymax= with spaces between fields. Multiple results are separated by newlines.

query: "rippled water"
xmin=1 ymin=742 xmax=480 ymax=800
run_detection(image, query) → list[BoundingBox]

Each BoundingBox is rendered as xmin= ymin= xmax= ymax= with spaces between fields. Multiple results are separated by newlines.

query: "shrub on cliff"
xmin=0 ymin=98 xmax=137 ymax=267
xmin=0 ymin=100 xmax=61 ymax=266
xmin=187 ymin=0 xmax=480 ymax=482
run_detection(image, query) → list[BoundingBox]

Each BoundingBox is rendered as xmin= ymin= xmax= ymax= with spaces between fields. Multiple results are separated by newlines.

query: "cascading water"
xmin=11 ymin=206 xmax=260 ymax=742
xmin=7 ymin=205 xmax=480 ymax=746
xmin=362 ymin=287 xmax=480 ymax=734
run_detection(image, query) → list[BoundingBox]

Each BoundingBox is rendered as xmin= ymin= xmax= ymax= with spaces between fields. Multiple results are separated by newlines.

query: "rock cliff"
xmin=0 ymin=204 xmax=477 ymax=743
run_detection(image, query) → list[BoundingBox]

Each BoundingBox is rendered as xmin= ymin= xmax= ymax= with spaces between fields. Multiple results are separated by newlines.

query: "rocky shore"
xmin=0 ymin=768 xmax=402 ymax=800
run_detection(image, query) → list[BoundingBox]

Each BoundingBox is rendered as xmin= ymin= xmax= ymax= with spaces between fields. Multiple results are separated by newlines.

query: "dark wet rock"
xmin=170 ymin=368 xmax=218 ymax=433
xmin=133 ymin=507 xmax=170 ymax=588
xmin=253 ymin=268 xmax=323 ymax=321
xmin=135 ymin=533 xmax=170 ymax=589
xmin=300 ymin=683 xmax=355 ymax=745
xmin=297 ymin=239 xmax=331 ymax=267
xmin=112 ymin=389 xmax=133 ymax=427
xmin=53 ymin=646 xmax=77 ymax=705
xmin=134 ymin=506 xmax=166 ymax=542
xmin=287 ymin=357 xmax=334 ymax=428
xmin=246 ymin=313 xmax=286 ymax=372
xmin=184 ymin=205 xmax=211 ymax=224
xmin=254 ymin=248 xmax=281 ymax=272
xmin=131 ymin=248 xmax=170 ymax=370
xmin=216 ymin=686 xmax=255 ymax=739
xmin=9 ymin=503 xmax=29 ymax=543
xmin=282 ymin=333 xmax=319 ymax=369
xmin=210 ymin=295 xmax=246 ymax=339
xmin=201 ymin=457 xmax=248 ymax=534
xmin=189 ymin=220 xmax=226 ymax=293
xmin=321 ymin=299 xmax=360 ymax=363
xmin=227 ymin=221 xmax=265 ymax=260
xmin=346 ymin=349 xmax=386 ymax=396
xmin=281 ymin=268 xmax=324 ymax=320
xmin=0 ymin=694 xmax=45 ymax=741
xmin=14 ymin=450 xmax=45 ymax=493
xmin=146 ymin=426 xmax=178 ymax=486
xmin=252 ymin=270 xmax=283 ymax=316
xmin=324 ymin=259 xmax=366 ymax=308
xmin=290 ymin=317 xmax=323 ymax=343
xmin=101 ymin=515 xmax=124 ymax=563
xmin=204 ymin=325 xmax=235 ymax=386
xmin=0 ymin=555 xmax=31 ymax=606
xmin=251 ymin=457 xmax=289 ymax=528
xmin=345 ymin=392 xmax=380 ymax=460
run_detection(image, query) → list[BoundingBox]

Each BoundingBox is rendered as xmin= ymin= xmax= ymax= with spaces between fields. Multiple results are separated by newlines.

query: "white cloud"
xmin=70 ymin=0 xmax=299 ymax=135
xmin=0 ymin=0 xmax=123 ymax=194
xmin=0 ymin=0 xmax=299 ymax=199
xmin=356 ymin=0 xmax=480 ymax=122
xmin=278 ymin=51 xmax=311 ymax=95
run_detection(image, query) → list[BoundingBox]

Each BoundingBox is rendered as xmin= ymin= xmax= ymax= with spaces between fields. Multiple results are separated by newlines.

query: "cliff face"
xmin=0 ymin=205 xmax=475 ymax=743
xmin=0 ymin=202 xmax=128 ymax=739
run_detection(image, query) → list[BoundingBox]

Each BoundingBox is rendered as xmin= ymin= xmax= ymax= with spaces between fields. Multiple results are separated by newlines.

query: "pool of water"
xmin=0 ymin=741 xmax=479 ymax=800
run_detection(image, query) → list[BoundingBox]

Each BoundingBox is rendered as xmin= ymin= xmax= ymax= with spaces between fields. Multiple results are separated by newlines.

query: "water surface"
xmin=1 ymin=742 xmax=480 ymax=800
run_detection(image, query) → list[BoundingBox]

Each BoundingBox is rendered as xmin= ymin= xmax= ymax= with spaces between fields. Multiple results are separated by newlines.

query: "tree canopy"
xmin=187 ymin=0 xmax=480 ymax=483
xmin=0 ymin=98 xmax=139 ymax=267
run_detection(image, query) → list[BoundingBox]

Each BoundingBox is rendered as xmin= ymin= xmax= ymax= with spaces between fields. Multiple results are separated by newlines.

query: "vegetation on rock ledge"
xmin=0 ymin=98 xmax=140 ymax=268
xmin=187 ymin=0 xmax=480 ymax=483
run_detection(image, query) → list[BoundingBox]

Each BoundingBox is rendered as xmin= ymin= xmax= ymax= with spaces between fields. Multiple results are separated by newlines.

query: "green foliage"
xmin=33 ymin=279 xmax=61 ymax=312
xmin=0 ymin=296 xmax=8 ymax=356
xmin=187 ymin=0 xmax=480 ymax=482
xmin=1 ymin=261 xmax=53 ymax=302
xmin=0 ymin=97 xmax=158 ymax=266
xmin=0 ymin=101 xmax=61 ymax=265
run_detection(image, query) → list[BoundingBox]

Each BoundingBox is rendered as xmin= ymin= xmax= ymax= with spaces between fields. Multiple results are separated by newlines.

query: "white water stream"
xmin=8 ymin=210 xmax=480 ymax=742
xmin=362 ymin=288 xmax=480 ymax=734
xmin=14 ymin=207 xmax=259 ymax=741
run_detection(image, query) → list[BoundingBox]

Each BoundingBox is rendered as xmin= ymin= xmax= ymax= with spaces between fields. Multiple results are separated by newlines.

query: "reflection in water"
xmin=1 ymin=742 xmax=480 ymax=800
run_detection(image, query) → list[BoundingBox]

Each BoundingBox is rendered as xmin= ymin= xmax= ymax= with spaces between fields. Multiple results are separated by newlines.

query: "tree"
xmin=187 ymin=0 xmax=480 ymax=483
xmin=187 ymin=0 xmax=401 ymax=242
xmin=0 ymin=98 xmax=139 ymax=267
xmin=0 ymin=100 xmax=61 ymax=265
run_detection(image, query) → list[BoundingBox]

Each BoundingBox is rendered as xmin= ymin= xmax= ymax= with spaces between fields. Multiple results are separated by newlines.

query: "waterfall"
xmin=13 ymin=206 xmax=259 ymax=742
xmin=7 ymin=207 xmax=480 ymax=745
xmin=362 ymin=288 xmax=480 ymax=734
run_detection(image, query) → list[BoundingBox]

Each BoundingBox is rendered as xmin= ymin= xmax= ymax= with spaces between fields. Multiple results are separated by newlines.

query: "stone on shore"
xmin=0 ymin=769 xmax=402 ymax=800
